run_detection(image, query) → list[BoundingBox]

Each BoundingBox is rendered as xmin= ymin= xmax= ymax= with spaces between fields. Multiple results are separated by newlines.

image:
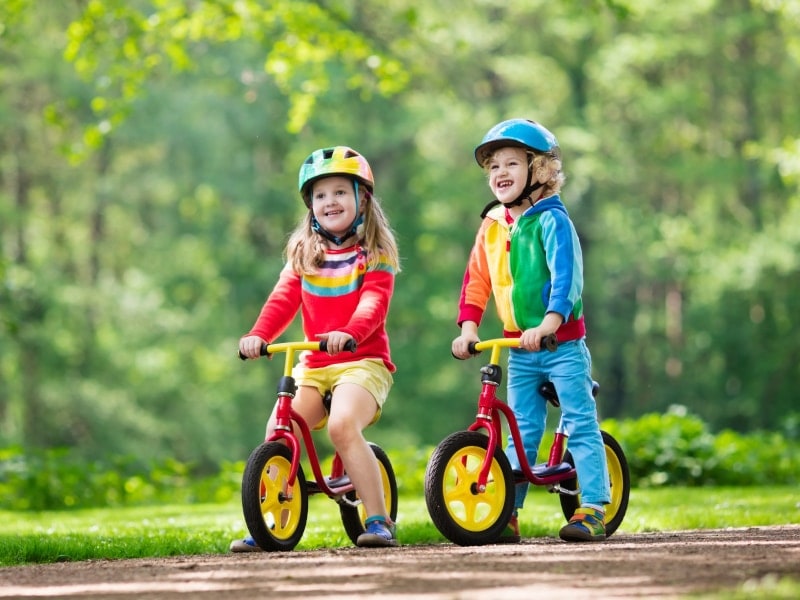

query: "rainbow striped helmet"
xmin=298 ymin=146 xmax=374 ymax=206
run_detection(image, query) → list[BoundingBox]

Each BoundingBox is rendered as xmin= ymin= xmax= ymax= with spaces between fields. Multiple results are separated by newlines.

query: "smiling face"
xmin=487 ymin=146 xmax=530 ymax=205
xmin=310 ymin=175 xmax=361 ymax=240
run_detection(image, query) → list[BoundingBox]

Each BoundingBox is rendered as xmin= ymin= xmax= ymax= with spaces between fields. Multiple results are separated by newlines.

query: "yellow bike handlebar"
xmin=469 ymin=334 xmax=558 ymax=364
xmin=239 ymin=339 xmax=357 ymax=377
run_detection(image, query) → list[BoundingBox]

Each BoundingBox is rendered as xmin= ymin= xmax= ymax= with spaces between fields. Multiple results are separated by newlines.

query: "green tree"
xmin=1 ymin=0 xmax=798 ymax=482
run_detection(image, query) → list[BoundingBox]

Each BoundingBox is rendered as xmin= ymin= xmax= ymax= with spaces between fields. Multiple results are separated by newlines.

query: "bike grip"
xmin=466 ymin=342 xmax=481 ymax=356
xmin=238 ymin=342 xmax=271 ymax=360
xmin=542 ymin=334 xmax=559 ymax=352
xmin=319 ymin=339 xmax=357 ymax=353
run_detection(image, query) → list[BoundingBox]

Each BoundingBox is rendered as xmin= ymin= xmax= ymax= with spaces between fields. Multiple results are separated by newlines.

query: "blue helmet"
xmin=474 ymin=119 xmax=559 ymax=166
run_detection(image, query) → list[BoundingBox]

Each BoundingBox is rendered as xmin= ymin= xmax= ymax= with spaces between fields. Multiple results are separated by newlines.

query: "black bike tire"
xmin=424 ymin=430 xmax=515 ymax=546
xmin=241 ymin=442 xmax=308 ymax=551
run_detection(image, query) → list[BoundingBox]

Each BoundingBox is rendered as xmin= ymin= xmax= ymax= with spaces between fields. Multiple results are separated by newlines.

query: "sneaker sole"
xmin=558 ymin=528 xmax=606 ymax=542
xmin=229 ymin=541 xmax=264 ymax=553
xmin=356 ymin=534 xmax=399 ymax=548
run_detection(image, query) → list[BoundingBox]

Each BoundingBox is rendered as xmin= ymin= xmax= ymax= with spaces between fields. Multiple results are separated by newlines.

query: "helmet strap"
xmin=311 ymin=216 xmax=359 ymax=246
xmin=502 ymin=160 xmax=544 ymax=208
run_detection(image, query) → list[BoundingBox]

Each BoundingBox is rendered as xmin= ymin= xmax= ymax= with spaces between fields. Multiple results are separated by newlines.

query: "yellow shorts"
xmin=293 ymin=358 xmax=393 ymax=428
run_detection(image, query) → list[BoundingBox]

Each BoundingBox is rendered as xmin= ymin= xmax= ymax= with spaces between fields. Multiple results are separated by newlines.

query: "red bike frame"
xmin=466 ymin=338 xmax=575 ymax=493
xmin=251 ymin=341 xmax=355 ymax=499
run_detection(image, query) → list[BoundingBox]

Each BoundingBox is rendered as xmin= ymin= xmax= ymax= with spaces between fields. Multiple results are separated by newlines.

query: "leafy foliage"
xmin=0 ymin=445 xmax=241 ymax=511
xmin=602 ymin=406 xmax=800 ymax=487
xmin=2 ymin=409 xmax=798 ymax=511
xmin=1 ymin=1 xmax=799 ymax=480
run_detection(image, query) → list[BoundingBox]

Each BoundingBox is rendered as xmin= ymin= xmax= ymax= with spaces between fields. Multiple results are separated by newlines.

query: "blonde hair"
xmin=285 ymin=189 xmax=400 ymax=275
xmin=482 ymin=148 xmax=565 ymax=198
xmin=530 ymin=151 xmax=565 ymax=196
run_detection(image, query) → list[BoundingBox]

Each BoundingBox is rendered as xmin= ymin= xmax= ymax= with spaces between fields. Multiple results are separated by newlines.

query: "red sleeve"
xmin=246 ymin=266 xmax=302 ymax=342
xmin=457 ymin=220 xmax=493 ymax=326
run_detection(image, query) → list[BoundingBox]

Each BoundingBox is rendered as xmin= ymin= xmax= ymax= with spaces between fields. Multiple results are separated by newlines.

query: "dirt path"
xmin=1 ymin=526 xmax=798 ymax=599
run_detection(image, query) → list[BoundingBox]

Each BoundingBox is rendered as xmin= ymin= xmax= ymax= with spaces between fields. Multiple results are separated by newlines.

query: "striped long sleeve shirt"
xmin=248 ymin=244 xmax=396 ymax=371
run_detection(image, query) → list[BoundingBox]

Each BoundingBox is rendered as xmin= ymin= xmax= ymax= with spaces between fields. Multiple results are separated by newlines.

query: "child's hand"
xmin=519 ymin=327 xmax=555 ymax=351
xmin=452 ymin=333 xmax=479 ymax=359
xmin=239 ymin=335 xmax=268 ymax=359
xmin=520 ymin=313 xmax=562 ymax=351
xmin=317 ymin=331 xmax=354 ymax=355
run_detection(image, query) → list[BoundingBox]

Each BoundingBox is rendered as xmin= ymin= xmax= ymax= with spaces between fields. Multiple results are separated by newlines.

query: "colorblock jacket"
xmin=458 ymin=194 xmax=586 ymax=341
xmin=248 ymin=244 xmax=396 ymax=371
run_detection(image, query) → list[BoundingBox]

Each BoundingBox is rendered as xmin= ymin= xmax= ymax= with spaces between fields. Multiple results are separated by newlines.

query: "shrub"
xmin=1 ymin=407 xmax=797 ymax=510
xmin=601 ymin=405 xmax=799 ymax=487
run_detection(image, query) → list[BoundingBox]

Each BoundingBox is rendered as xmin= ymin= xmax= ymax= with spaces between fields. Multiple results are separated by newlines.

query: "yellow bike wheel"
xmin=241 ymin=442 xmax=308 ymax=551
xmin=425 ymin=430 xmax=514 ymax=546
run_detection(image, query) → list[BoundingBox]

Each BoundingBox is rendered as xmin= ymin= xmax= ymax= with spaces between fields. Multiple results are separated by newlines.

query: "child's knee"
xmin=326 ymin=417 xmax=361 ymax=447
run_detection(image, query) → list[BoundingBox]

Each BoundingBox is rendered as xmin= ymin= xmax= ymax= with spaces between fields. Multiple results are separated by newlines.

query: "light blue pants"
xmin=505 ymin=338 xmax=610 ymax=509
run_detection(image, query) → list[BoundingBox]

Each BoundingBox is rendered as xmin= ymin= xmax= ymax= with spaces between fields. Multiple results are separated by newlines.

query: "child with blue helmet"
xmin=452 ymin=119 xmax=610 ymax=542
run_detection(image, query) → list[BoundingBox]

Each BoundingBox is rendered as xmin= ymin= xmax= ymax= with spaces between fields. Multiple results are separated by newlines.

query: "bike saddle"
xmin=538 ymin=381 xmax=600 ymax=407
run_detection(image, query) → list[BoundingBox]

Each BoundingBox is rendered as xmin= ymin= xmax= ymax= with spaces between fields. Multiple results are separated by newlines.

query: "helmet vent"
xmin=322 ymin=148 xmax=334 ymax=159
xmin=344 ymin=149 xmax=358 ymax=159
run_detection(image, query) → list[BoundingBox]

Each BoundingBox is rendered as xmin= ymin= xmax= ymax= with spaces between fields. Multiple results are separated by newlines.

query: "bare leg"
xmin=325 ymin=383 xmax=387 ymax=521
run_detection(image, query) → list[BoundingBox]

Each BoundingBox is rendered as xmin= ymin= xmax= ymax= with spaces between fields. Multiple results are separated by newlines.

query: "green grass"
xmin=1 ymin=486 xmax=798 ymax=567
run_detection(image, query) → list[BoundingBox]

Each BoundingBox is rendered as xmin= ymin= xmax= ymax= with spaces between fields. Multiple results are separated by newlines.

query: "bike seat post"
xmin=477 ymin=361 xmax=502 ymax=417
xmin=547 ymin=428 xmax=568 ymax=467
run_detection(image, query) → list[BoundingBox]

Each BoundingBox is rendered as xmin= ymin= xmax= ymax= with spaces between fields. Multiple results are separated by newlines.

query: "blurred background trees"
xmin=2 ymin=0 xmax=798 ymax=473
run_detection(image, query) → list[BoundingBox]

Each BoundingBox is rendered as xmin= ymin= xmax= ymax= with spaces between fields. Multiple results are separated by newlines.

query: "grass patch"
xmin=2 ymin=486 xmax=798 ymax=566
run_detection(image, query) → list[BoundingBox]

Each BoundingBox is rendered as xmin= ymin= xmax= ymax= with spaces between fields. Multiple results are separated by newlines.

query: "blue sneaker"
xmin=356 ymin=516 xmax=398 ymax=547
xmin=229 ymin=535 xmax=263 ymax=552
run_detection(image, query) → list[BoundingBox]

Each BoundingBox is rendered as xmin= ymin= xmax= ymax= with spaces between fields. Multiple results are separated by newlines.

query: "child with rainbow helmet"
xmin=232 ymin=145 xmax=400 ymax=551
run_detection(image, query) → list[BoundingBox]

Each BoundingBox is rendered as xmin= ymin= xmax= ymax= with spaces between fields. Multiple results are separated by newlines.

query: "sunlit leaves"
xmin=63 ymin=0 xmax=409 ymax=141
xmin=4 ymin=0 xmax=800 ymax=469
